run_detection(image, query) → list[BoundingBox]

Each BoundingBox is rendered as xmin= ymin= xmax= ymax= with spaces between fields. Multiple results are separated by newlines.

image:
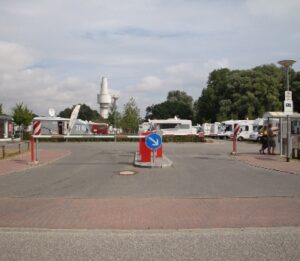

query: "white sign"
xmin=284 ymin=100 xmax=293 ymax=115
xmin=285 ymin=91 xmax=292 ymax=101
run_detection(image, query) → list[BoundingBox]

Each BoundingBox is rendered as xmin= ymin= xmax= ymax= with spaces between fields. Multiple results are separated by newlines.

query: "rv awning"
xmin=263 ymin=112 xmax=300 ymax=118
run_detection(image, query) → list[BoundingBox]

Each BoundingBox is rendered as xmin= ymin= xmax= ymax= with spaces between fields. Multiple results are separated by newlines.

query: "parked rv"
xmin=146 ymin=117 xmax=197 ymax=136
xmin=237 ymin=120 xmax=254 ymax=141
xmin=210 ymin=122 xmax=220 ymax=137
xmin=202 ymin=123 xmax=212 ymax=136
xmin=249 ymin=118 xmax=264 ymax=141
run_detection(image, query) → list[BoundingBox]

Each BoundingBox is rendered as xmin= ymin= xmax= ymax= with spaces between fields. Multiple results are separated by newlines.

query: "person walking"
xmin=259 ymin=126 xmax=268 ymax=154
xmin=267 ymin=123 xmax=276 ymax=155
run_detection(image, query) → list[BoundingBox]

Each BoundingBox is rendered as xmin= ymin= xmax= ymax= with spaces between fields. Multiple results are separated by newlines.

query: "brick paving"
xmin=0 ymin=149 xmax=70 ymax=176
xmin=235 ymin=153 xmax=300 ymax=175
xmin=0 ymin=197 xmax=299 ymax=229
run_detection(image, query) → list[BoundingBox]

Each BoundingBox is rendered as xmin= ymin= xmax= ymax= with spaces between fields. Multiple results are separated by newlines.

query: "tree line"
xmin=1 ymin=64 xmax=299 ymax=133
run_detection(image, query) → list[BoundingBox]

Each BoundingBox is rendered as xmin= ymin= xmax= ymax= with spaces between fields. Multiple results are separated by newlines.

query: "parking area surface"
xmin=0 ymin=141 xmax=299 ymax=230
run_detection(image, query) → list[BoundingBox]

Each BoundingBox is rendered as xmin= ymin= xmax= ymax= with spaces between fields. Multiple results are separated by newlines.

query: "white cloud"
xmin=0 ymin=41 xmax=113 ymax=116
xmin=245 ymin=0 xmax=300 ymax=17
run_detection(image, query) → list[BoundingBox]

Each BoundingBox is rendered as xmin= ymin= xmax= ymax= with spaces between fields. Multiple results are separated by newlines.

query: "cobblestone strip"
xmin=0 ymin=197 xmax=299 ymax=230
xmin=235 ymin=154 xmax=300 ymax=175
xmin=0 ymin=150 xmax=71 ymax=176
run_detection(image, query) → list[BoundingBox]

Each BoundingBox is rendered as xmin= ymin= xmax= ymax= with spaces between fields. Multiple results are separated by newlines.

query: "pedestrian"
xmin=259 ymin=125 xmax=268 ymax=154
xmin=267 ymin=123 xmax=276 ymax=155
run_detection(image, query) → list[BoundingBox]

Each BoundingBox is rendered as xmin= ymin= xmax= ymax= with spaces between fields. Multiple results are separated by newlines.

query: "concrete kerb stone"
xmin=133 ymin=152 xmax=173 ymax=168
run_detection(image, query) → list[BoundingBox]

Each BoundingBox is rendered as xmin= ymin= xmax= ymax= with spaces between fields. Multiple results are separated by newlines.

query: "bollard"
xmin=18 ymin=143 xmax=21 ymax=154
xmin=31 ymin=136 xmax=35 ymax=162
xmin=2 ymin=145 xmax=4 ymax=158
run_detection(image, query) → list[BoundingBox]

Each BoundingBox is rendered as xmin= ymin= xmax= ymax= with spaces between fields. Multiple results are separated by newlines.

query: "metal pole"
xmin=35 ymin=138 xmax=38 ymax=162
xmin=31 ymin=136 xmax=35 ymax=162
xmin=286 ymin=67 xmax=290 ymax=91
xmin=287 ymin=115 xmax=290 ymax=162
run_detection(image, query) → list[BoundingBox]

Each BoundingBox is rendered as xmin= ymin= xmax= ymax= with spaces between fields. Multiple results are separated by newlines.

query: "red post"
xmin=232 ymin=124 xmax=240 ymax=155
xmin=139 ymin=132 xmax=152 ymax=162
xmin=31 ymin=136 xmax=35 ymax=162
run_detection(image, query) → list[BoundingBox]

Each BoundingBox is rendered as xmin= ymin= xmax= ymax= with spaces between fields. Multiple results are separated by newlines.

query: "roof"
xmin=33 ymin=116 xmax=70 ymax=121
xmin=263 ymin=111 xmax=300 ymax=118
xmin=0 ymin=114 xmax=13 ymax=120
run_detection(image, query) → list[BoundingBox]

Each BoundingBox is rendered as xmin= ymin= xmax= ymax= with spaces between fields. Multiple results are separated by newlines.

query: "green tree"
xmin=167 ymin=90 xmax=193 ymax=108
xmin=59 ymin=104 xmax=100 ymax=121
xmin=120 ymin=97 xmax=140 ymax=134
xmin=107 ymin=100 xmax=122 ymax=128
xmin=146 ymin=90 xmax=194 ymax=121
xmin=12 ymin=103 xmax=33 ymax=139
xmin=195 ymin=65 xmax=286 ymax=123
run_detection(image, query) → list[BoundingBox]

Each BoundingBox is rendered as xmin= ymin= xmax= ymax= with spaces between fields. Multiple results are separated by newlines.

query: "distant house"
xmin=0 ymin=114 xmax=14 ymax=139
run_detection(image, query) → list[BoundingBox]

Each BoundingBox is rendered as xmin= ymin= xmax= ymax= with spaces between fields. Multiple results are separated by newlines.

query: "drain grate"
xmin=119 ymin=170 xmax=137 ymax=176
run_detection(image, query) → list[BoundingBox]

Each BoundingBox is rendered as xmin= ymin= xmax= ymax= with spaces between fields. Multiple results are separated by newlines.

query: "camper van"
xmin=237 ymin=120 xmax=254 ymax=141
xmin=146 ymin=117 xmax=197 ymax=136
xmin=210 ymin=122 xmax=220 ymax=137
xmin=202 ymin=123 xmax=212 ymax=136
xmin=218 ymin=120 xmax=236 ymax=139
xmin=218 ymin=119 xmax=254 ymax=140
xmin=249 ymin=118 xmax=264 ymax=141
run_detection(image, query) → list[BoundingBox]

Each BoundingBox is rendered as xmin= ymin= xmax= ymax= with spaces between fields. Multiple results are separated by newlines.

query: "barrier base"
xmin=133 ymin=152 xmax=173 ymax=168
xmin=28 ymin=161 xmax=39 ymax=165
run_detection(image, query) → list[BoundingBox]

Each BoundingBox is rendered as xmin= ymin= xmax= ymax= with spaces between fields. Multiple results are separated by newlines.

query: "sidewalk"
xmin=0 ymin=149 xmax=70 ymax=176
xmin=0 ymin=197 xmax=299 ymax=229
xmin=235 ymin=153 xmax=300 ymax=175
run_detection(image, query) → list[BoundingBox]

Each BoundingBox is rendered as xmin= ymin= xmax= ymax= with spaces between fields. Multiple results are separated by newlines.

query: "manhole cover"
xmin=119 ymin=170 xmax=137 ymax=175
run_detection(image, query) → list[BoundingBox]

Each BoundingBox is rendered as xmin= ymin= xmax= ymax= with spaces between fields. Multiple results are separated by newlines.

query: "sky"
xmin=0 ymin=0 xmax=300 ymax=117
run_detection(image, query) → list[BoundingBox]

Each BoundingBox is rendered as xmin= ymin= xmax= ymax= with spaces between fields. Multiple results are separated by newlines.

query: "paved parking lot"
xmin=1 ymin=141 xmax=300 ymax=260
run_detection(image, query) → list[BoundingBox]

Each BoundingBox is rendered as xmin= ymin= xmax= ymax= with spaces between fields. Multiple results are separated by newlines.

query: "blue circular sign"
xmin=145 ymin=133 xmax=162 ymax=151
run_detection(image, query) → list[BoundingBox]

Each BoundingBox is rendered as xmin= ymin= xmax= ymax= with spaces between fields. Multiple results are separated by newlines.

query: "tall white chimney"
xmin=97 ymin=77 xmax=111 ymax=119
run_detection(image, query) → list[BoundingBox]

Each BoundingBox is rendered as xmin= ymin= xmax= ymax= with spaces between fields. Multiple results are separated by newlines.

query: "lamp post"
xmin=278 ymin=59 xmax=296 ymax=162
xmin=111 ymin=95 xmax=119 ymax=142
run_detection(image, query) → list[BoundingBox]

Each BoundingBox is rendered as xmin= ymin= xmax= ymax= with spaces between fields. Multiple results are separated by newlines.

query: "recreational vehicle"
xmin=146 ymin=117 xmax=197 ymax=136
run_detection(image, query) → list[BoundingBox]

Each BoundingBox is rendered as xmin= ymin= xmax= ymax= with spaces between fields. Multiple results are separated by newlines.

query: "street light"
xmin=278 ymin=59 xmax=296 ymax=162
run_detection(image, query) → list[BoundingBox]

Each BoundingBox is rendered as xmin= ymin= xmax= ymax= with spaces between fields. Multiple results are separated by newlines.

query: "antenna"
xmin=48 ymin=108 xmax=56 ymax=117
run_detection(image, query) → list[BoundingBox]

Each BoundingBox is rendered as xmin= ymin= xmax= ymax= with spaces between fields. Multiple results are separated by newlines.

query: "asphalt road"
xmin=0 ymin=141 xmax=299 ymax=198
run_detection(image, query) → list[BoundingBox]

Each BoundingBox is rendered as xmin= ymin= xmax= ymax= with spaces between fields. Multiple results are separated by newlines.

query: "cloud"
xmin=0 ymin=41 xmax=114 ymax=116
xmin=245 ymin=0 xmax=300 ymax=17
xmin=122 ymin=58 xmax=230 ymax=115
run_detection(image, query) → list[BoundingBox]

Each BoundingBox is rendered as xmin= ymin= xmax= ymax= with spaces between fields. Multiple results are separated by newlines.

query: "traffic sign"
xmin=145 ymin=133 xmax=162 ymax=151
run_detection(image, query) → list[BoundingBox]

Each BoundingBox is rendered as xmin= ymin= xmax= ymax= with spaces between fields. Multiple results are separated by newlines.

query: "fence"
xmin=1 ymin=141 xmax=30 ymax=159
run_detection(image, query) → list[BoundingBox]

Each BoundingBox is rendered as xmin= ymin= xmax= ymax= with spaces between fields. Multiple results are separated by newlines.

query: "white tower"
xmin=97 ymin=77 xmax=112 ymax=119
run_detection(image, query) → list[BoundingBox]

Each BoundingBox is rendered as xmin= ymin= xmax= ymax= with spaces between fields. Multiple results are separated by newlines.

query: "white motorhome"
xmin=210 ymin=122 xmax=220 ymax=137
xmin=249 ymin=118 xmax=264 ymax=141
xmin=237 ymin=120 xmax=254 ymax=141
xmin=218 ymin=119 xmax=254 ymax=140
xmin=147 ymin=117 xmax=197 ymax=136
xmin=202 ymin=123 xmax=212 ymax=136
xmin=218 ymin=120 xmax=236 ymax=139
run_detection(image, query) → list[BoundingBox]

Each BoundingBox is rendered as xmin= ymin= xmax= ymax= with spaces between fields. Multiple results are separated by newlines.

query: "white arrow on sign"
xmin=149 ymin=136 xmax=159 ymax=146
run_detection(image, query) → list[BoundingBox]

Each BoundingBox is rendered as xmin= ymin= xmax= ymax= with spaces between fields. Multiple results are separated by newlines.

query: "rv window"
xmin=180 ymin=124 xmax=190 ymax=129
xmin=157 ymin=123 xmax=178 ymax=129
xmin=225 ymin=125 xmax=232 ymax=132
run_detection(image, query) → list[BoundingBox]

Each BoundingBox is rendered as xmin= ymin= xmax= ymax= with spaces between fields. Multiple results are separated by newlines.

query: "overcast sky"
xmin=1 ymin=0 xmax=300 ymax=117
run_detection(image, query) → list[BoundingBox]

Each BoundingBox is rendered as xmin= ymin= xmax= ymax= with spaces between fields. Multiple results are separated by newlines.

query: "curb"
xmin=133 ymin=152 xmax=173 ymax=168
